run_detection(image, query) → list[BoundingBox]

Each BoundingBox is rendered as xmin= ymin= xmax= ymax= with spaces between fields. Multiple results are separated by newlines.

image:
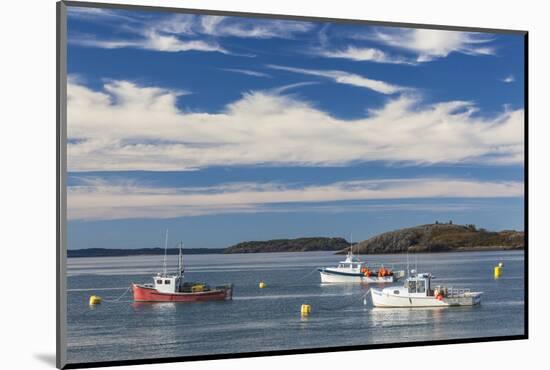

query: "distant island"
xmin=68 ymin=223 xmax=524 ymax=257
xmin=223 ymin=237 xmax=350 ymax=254
xmin=68 ymin=237 xmax=349 ymax=257
xmin=338 ymin=223 xmax=524 ymax=254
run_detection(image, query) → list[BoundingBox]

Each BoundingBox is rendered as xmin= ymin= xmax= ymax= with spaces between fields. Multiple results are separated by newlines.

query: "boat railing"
xmin=363 ymin=262 xmax=398 ymax=270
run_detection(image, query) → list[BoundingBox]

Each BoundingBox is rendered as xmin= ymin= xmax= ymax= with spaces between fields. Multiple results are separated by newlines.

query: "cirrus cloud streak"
xmin=317 ymin=46 xmax=417 ymax=65
xmin=363 ymin=28 xmax=496 ymax=62
xmin=68 ymin=9 xmax=315 ymax=55
xmin=266 ymin=64 xmax=410 ymax=94
xmin=68 ymin=178 xmax=524 ymax=221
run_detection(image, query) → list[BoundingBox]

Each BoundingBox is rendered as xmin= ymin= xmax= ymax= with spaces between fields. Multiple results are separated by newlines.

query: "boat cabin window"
xmin=407 ymin=279 xmax=426 ymax=293
xmin=393 ymin=290 xmax=400 ymax=295
xmin=416 ymin=280 xmax=426 ymax=293
xmin=164 ymin=280 xmax=171 ymax=284
xmin=156 ymin=280 xmax=163 ymax=284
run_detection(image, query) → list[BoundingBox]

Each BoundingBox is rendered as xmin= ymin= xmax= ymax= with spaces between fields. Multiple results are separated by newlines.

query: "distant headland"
xmin=336 ymin=222 xmax=524 ymax=255
xmin=67 ymin=223 xmax=524 ymax=258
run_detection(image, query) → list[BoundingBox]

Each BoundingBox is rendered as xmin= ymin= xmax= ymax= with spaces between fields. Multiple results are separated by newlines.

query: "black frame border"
xmin=56 ymin=1 xmax=529 ymax=369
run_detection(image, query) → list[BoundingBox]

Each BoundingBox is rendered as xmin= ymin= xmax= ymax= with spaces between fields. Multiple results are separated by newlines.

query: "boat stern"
xmin=467 ymin=291 xmax=483 ymax=305
xmin=219 ymin=284 xmax=233 ymax=300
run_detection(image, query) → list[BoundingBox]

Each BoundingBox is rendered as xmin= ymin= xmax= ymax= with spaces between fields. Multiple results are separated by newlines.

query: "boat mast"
xmin=178 ymin=242 xmax=184 ymax=276
xmin=406 ymin=251 xmax=410 ymax=278
xmin=163 ymin=229 xmax=168 ymax=276
xmin=350 ymin=233 xmax=353 ymax=257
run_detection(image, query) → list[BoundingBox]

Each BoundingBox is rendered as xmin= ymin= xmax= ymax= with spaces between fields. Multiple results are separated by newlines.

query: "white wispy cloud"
xmin=68 ymin=178 xmax=523 ymax=221
xmin=68 ymin=8 xmax=220 ymax=53
xmin=502 ymin=75 xmax=515 ymax=83
xmin=364 ymin=28 xmax=496 ymax=62
xmin=69 ymin=9 xmax=315 ymax=54
xmin=67 ymin=79 xmax=524 ymax=172
xmin=313 ymin=24 xmax=415 ymax=65
xmin=152 ymin=14 xmax=196 ymax=35
xmin=267 ymin=64 xmax=410 ymax=94
xmin=317 ymin=46 xmax=416 ymax=65
xmin=220 ymin=68 xmax=271 ymax=78
xmin=67 ymin=7 xmax=139 ymax=23
xmin=267 ymin=81 xmax=320 ymax=94
xmin=198 ymin=15 xmax=314 ymax=39
xmin=71 ymin=30 xmax=228 ymax=53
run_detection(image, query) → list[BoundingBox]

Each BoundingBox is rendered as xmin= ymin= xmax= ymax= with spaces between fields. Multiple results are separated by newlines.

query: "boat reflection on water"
xmin=131 ymin=301 xmax=178 ymax=313
xmin=371 ymin=303 xmax=484 ymax=341
xmin=370 ymin=306 xmax=447 ymax=324
xmin=370 ymin=305 xmax=446 ymax=339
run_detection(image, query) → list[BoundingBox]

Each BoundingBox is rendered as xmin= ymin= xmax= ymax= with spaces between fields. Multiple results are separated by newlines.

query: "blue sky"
xmin=65 ymin=6 xmax=525 ymax=249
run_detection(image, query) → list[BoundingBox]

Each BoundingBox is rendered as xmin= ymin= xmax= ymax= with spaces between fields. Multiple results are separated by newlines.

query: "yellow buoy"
xmin=89 ymin=295 xmax=102 ymax=305
xmin=259 ymin=281 xmax=266 ymax=289
xmin=494 ymin=266 xmax=501 ymax=279
xmin=301 ymin=304 xmax=311 ymax=315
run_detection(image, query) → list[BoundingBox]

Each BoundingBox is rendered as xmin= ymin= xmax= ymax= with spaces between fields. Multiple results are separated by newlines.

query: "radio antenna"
xmin=163 ymin=229 xmax=168 ymax=276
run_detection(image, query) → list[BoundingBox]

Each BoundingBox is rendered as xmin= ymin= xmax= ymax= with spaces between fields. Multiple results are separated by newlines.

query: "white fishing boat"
xmin=370 ymin=271 xmax=482 ymax=307
xmin=318 ymin=244 xmax=405 ymax=284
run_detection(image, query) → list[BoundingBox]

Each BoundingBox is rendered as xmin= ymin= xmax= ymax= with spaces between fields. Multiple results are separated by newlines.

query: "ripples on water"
xmin=66 ymin=250 xmax=525 ymax=364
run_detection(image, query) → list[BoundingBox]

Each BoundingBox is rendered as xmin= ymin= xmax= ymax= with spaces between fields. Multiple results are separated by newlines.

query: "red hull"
xmin=132 ymin=283 xmax=232 ymax=302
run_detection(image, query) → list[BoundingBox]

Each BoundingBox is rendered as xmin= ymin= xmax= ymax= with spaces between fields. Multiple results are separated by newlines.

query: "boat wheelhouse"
xmin=370 ymin=271 xmax=482 ymax=307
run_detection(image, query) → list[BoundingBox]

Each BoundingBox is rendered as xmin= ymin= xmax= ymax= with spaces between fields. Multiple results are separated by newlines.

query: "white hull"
xmin=371 ymin=288 xmax=482 ymax=307
xmin=319 ymin=270 xmax=404 ymax=284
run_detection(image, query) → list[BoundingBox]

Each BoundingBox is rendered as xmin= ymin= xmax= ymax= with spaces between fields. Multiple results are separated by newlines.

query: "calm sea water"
xmin=66 ymin=250 xmax=525 ymax=364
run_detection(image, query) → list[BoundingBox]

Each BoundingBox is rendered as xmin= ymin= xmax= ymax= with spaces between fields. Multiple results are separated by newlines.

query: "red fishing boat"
xmin=132 ymin=232 xmax=233 ymax=303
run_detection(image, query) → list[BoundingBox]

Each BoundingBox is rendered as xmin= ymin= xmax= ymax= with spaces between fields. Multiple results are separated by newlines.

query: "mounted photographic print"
xmin=57 ymin=1 xmax=527 ymax=368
